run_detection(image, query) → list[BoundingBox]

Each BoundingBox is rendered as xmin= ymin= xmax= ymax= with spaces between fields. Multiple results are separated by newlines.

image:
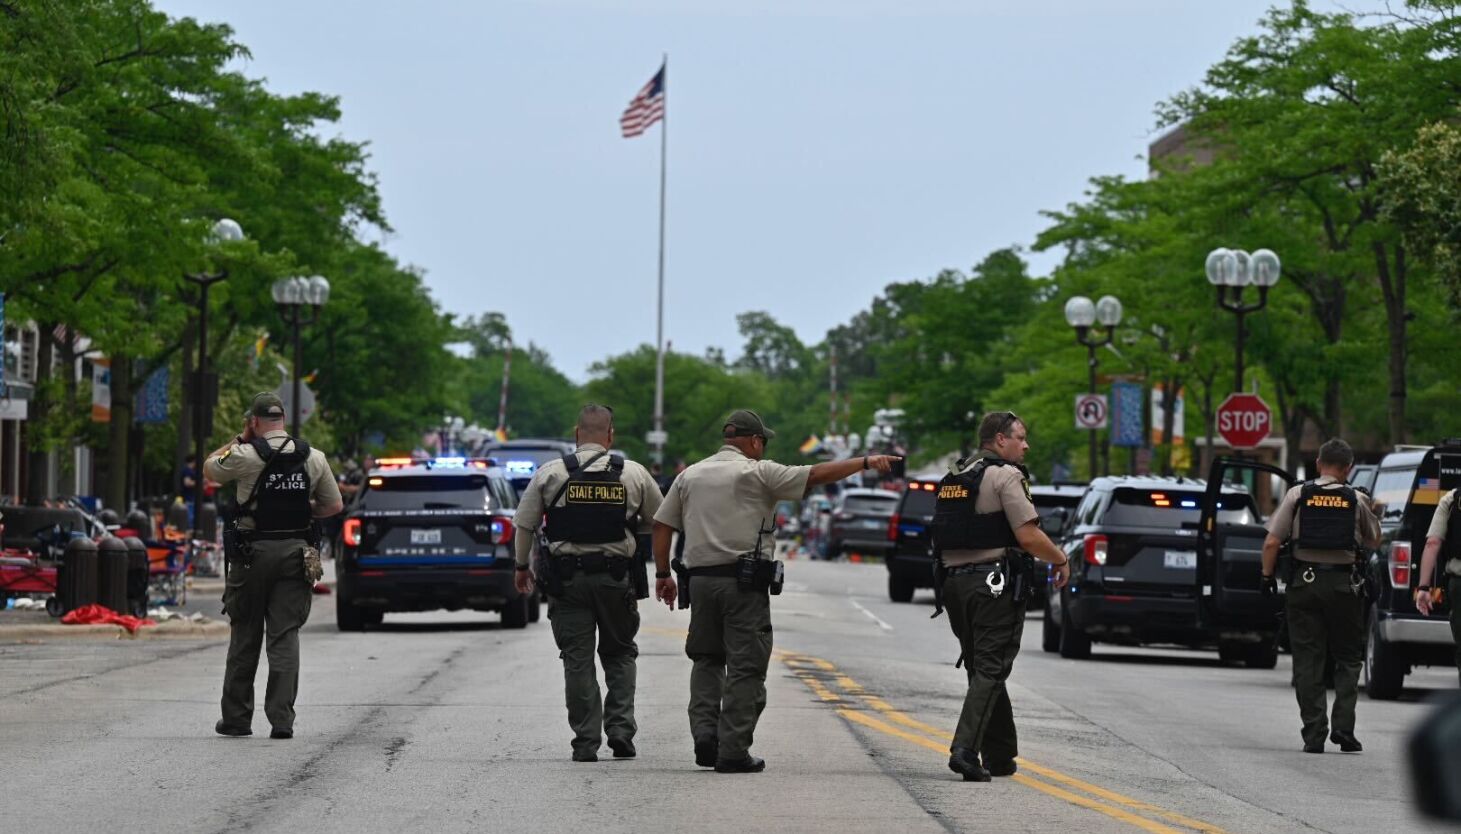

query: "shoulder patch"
xmin=1021 ymin=478 xmax=1032 ymax=502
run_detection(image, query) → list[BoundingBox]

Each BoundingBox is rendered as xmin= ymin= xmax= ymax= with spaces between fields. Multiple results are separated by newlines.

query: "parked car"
xmin=1360 ymin=440 xmax=1461 ymax=699
xmin=1043 ymin=473 xmax=1275 ymax=666
xmin=827 ymin=488 xmax=898 ymax=558
xmin=334 ymin=457 xmax=534 ymax=631
xmin=885 ymin=474 xmax=941 ymax=602
xmin=1027 ymin=482 xmax=1088 ymax=606
xmin=480 ymin=438 xmax=576 ymax=495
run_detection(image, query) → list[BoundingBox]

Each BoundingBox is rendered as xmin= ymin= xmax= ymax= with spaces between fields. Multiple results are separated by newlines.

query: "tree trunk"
xmin=1373 ymin=241 xmax=1408 ymax=445
xmin=173 ymin=320 xmax=196 ymax=499
xmin=105 ymin=357 xmax=132 ymax=511
xmin=24 ymin=323 xmax=55 ymax=505
xmin=1159 ymin=375 xmax=1182 ymax=476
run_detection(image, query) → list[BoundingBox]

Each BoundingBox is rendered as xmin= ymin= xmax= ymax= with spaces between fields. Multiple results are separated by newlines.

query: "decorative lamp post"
xmin=185 ymin=218 xmax=244 ymax=533
xmin=1205 ymin=248 xmax=1281 ymax=392
xmin=271 ymin=274 xmax=330 ymax=436
xmin=1065 ymin=294 xmax=1123 ymax=478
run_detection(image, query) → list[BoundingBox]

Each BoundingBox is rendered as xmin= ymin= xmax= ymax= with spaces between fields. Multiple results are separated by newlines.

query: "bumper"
xmin=1378 ymin=615 xmax=1455 ymax=646
xmin=1067 ymin=593 xmax=1226 ymax=645
xmin=338 ymin=563 xmax=519 ymax=612
xmin=831 ymin=530 xmax=893 ymax=554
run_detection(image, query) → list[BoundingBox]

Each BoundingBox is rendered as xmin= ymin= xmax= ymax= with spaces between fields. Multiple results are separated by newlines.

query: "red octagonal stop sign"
xmin=1216 ymin=393 xmax=1272 ymax=449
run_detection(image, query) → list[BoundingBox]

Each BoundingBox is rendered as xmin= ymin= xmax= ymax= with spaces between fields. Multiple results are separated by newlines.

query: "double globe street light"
xmin=186 ymin=218 xmax=244 ymax=532
xmin=271 ymin=275 xmax=331 ymax=436
xmin=1204 ymin=248 xmax=1281 ymax=392
xmin=1065 ymin=294 xmax=1124 ymax=478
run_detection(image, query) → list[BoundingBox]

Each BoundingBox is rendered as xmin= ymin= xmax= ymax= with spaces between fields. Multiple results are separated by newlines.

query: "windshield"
xmin=900 ymin=483 xmax=939 ymax=518
xmin=842 ymin=494 xmax=897 ymax=515
xmin=1103 ymin=488 xmax=1256 ymax=527
xmin=1373 ymin=467 xmax=1417 ymax=523
xmin=359 ymin=475 xmax=496 ymax=512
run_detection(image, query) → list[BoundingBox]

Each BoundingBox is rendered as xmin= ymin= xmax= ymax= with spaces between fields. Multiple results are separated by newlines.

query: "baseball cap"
xmin=723 ymin=409 xmax=776 ymax=440
xmin=246 ymin=392 xmax=286 ymax=419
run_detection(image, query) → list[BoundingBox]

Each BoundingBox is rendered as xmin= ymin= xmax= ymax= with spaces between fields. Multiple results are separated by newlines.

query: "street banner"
xmin=136 ymin=365 xmax=170 ymax=424
xmin=1075 ymin=393 xmax=1108 ymax=430
xmin=91 ymin=358 xmax=111 ymax=422
xmin=1111 ymin=382 xmax=1144 ymax=448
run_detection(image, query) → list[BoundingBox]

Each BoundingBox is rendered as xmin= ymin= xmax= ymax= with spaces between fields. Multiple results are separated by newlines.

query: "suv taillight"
xmin=492 ymin=516 xmax=514 ymax=546
xmin=1083 ymin=534 xmax=1108 ymax=566
xmin=887 ymin=512 xmax=901 ymax=542
xmin=343 ymin=518 xmax=361 ymax=547
xmin=1389 ymin=541 xmax=1412 ymax=589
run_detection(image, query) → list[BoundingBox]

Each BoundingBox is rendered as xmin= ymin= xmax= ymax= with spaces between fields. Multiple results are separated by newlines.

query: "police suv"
xmin=333 ymin=457 xmax=534 ymax=631
xmin=481 ymin=438 xmax=576 ymax=496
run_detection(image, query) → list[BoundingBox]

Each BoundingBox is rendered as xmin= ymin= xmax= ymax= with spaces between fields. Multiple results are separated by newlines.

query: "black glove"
xmin=1260 ymin=575 xmax=1278 ymax=597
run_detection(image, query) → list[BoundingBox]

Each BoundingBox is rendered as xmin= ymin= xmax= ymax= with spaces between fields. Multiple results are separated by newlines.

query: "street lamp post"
xmin=271 ymin=275 xmax=330 ymax=436
xmin=185 ymin=218 xmax=244 ymax=534
xmin=1205 ymin=248 xmax=1281 ymax=392
xmin=1065 ymin=294 xmax=1123 ymax=478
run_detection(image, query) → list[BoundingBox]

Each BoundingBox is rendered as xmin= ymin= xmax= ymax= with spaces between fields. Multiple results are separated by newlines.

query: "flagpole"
xmin=652 ymin=54 xmax=668 ymax=464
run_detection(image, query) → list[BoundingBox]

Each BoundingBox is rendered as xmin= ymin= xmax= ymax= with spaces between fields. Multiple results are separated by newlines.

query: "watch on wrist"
xmin=1416 ymin=585 xmax=1431 ymax=592
xmin=514 ymin=564 xmax=530 ymax=573
xmin=655 ymin=570 xmax=672 ymax=579
xmin=862 ymin=455 xmax=870 ymax=470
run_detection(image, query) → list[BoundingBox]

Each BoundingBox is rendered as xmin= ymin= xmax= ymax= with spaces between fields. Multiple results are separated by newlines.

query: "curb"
xmin=0 ymin=620 xmax=231 ymax=643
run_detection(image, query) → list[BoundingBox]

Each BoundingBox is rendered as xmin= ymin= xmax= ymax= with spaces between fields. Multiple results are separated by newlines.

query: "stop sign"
xmin=1216 ymin=393 xmax=1272 ymax=449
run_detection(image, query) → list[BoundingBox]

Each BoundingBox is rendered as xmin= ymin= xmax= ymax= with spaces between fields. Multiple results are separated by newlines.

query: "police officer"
xmin=652 ymin=409 xmax=898 ymax=773
xmin=205 ymin=392 xmax=342 ymax=739
xmin=935 ymin=411 xmax=1070 ymax=782
xmin=1411 ymin=485 xmax=1459 ymax=683
xmin=511 ymin=404 xmax=663 ymax=762
xmin=1261 ymin=438 xmax=1380 ymax=754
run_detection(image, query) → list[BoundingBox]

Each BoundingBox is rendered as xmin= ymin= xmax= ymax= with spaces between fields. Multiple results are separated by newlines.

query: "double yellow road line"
xmin=778 ymin=652 xmax=1229 ymax=834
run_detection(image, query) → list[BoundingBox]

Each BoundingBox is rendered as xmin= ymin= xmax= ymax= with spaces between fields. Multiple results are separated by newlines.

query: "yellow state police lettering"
xmin=1305 ymin=494 xmax=1351 ymax=509
xmin=939 ymin=485 xmax=969 ymax=500
xmin=566 ymin=481 xmax=627 ymax=504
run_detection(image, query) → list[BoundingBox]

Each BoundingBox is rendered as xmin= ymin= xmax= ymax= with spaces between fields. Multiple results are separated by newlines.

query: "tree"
xmin=1380 ymin=118 xmax=1461 ymax=308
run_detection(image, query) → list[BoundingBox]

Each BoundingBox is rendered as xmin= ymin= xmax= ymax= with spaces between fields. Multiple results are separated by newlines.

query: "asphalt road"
xmin=1 ymin=557 xmax=1454 ymax=834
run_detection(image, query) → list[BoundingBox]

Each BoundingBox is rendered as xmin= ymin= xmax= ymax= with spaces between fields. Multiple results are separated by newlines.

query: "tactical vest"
xmin=544 ymin=453 xmax=631 ymax=545
xmin=1443 ymin=491 xmax=1461 ymax=564
xmin=1294 ymin=481 xmax=1357 ymax=551
xmin=236 ymin=437 xmax=314 ymax=538
xmin=931 ymin=458 xmax=1019 ymax=552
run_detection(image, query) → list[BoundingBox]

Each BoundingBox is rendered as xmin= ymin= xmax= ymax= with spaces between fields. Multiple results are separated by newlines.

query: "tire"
xmin=1057 ymin=592 xmax=1092 ymax=660
xmin=1218 ymin=641 xmax=1244 ymax=665
xmin=336 ymin=590 xmax=367 ymax=632
xmin=1365 ymin=607 xmax=1406 ymax=700
xmin=888 ymin=568 xmax=915 ymax=603
xmin=45 ymin=596 xmax=62 ymax=617
xmin=1244 ymin=642 xmax=1279 ymax=670
xmin=363 ymin=609 xmax=384 ymax=627
xmin=1042 ymin=600 xmax=1060 ymax=653
xmin=501 ymin=595 xmax=530 ymax=629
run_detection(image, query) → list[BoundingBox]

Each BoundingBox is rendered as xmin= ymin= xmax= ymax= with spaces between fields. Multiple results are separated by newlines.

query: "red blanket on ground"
xmin=61 ymin=604 xmax=156 ymax=634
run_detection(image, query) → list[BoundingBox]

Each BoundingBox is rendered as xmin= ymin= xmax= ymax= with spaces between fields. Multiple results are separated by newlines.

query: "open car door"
xmin=1197 ymin=456 xmax=1296 ymax=632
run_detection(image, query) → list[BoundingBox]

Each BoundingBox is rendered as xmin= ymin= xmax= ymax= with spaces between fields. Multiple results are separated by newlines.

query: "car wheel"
xmin=501 ymin=595 xmax=530 ymax=629
xmin=1364 ymin=607 xmax=1406 ymax=700
xmin=1042 ymin=598 xmax=1060 ymax=653
xmin=888 ymin=569 xmax=915 ymax=603
xmin=1243 ymin=642 xmax=1278 ymax=670
xmin=336 ymin=590 xmax=366 ymax=632
xmin=1057 ymin=591 xmax=1091 ymax=660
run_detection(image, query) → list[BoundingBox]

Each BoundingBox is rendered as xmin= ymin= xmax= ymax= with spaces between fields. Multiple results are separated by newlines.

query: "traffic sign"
xmin=645 ymin=430 xmax=668 ymax=445
xmin=1075 ymin=393 xmax=1108 ymax=430
xmin=1216 ymin=393 xmax=1271 ymax=449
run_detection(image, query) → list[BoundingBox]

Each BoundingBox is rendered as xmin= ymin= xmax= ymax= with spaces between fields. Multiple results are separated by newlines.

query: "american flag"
xmin=620 ymin=65 xmax=665 ymax=138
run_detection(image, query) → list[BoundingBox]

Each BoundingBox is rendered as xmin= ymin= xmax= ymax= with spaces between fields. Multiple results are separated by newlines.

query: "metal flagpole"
xmin=496 ymin=337 xmax=513 ymax=435
xmin=652 ymin=55 xmax=668 ymax=464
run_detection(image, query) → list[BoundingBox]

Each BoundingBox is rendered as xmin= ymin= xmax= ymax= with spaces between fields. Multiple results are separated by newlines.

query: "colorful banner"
xmin=1110 ymin=382 xmax=1144 ymax=448
xmin=136 ymin=365 xmax=170 ymax=424
xmin=91 ymin=358 xmax=111 ymax=422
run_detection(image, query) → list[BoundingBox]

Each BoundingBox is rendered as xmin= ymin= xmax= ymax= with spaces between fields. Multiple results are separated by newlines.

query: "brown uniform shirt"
xmin=654 ymin=445 xmax=811 ymax=569
xmin=511 ymin=443 xmax=663 ymax=567
xmin=1265 ymin=475 xmax=1379 ymax=565
xmin=203 ymin=430 xmax=341 ymax=530
xmin=941 ymin=454 xmax=1040 ymax=568
xmin=1427 ymin=489 xmax=1456 ymax=542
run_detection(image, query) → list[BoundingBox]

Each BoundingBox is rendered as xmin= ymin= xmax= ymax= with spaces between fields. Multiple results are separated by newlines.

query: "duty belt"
xmin=946 ymin=562 xmax=1003 ymax=576
xmin=551 ymin=553 xmax=628 ymax=574
xmin=684 ymin=564 xmax=740 ymax=579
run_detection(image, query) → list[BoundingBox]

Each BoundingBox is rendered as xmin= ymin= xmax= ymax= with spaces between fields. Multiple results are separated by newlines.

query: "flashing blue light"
xmin=505 ymin=460 xmax=536 ymax=474
xmin=433 ymin=457 xmax=467 ymax=468
xmin=1180 ymin=500 xmax=1198 ymax=508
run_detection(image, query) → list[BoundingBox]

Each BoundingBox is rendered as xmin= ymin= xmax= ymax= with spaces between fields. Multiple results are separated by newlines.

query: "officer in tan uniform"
xmin=205 ymin=392 xmax=342 ymax=739
xmin=512 ymin=404 xmax=663 ymax=762
xmin=1261 ymin=438 xmax=1380 ymax=754
xmin=652 ymin=409 xmax=899 ymax=773
xmin=1414 ymin=487 xmax=1460 ymax=683
xmin=934 ymin=411 xmax=1070 ymax=782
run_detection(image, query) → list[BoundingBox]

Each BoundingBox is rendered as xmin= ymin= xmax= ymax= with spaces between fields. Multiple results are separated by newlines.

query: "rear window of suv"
xmin=843 ymin=494 xmax=897 ymax=514
xmin=1101 ymin=488 xmax=1256 ymax=527
xmin=360 ymin=475 xmax=505 ymax=512
xmin=900 ymin=482 xmax=939 ymax=518
xmin=1372 ymin=467 xmax=1417 ymax=523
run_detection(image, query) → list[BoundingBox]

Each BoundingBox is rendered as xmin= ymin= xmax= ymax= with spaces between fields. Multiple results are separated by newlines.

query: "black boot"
xmin=215 ymin=720 xmax=251 ymax=737
xmin=714 ymin=755 xmax=766 ymax=773
xmin=984 ymin=757 xmax=1018 ymax=777
xmin=1330 ymin=730 xmax=1362 ymax=753
xmin=948 ymin=747 xmax=991 ymax=782
xmin=608 ymin=737 xmax=637 ymax=759
xmin=694 ymin=735 xmax=719 ymax=767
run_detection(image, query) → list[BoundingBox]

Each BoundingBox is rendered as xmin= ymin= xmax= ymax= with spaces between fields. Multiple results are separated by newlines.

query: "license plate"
xmin=1164 ymin=550 xmax=1196 ymax=569
xmin=862 ymin=519 xmax=883 ymax=528
xmin=410 ymin=528 xmax=442 ymax=545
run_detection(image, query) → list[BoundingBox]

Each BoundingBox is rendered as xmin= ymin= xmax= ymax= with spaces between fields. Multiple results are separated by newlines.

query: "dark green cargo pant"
xmin=1448 ymin=576 xmax=1461 ymax=687
xmin=685 ymin=576 xmax=773 ymax=760
xmin=1287 ymin=568 xmax=1364 ymax=746
xmin=945 ymin=571 xmax=1025 ymax=763
xmin=221 ymin=538 xmax=313 ymax=731
xmin=547 ymin=571 xmax=640 ymax=755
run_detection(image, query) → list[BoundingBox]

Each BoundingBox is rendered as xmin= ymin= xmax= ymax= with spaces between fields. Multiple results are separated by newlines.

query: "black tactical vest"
xmin=931 ymin=458 xmax=1020 ymax=552
xmin=544 ymin=453 xmax=631 ymax=545
xmin=1442 ymin=491 xmax=1461 ymax=564
xmin=1295 ymin=481 xmax=1357 ymax=551
xmin=243 ymin=437 xmax=314 ymax=537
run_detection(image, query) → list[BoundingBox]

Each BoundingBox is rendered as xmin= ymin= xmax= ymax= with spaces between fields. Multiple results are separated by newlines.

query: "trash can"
xmin=123 ymin=536 xmax=150 ymax=618
xmin=57 ymin=537 xmax=99 ymax=615
xmin=97 ymin=535 xmax=129 ymax=614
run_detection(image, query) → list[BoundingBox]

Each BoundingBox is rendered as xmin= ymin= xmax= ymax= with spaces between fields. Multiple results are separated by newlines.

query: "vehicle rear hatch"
xmin=491 ymin=446 xmax=568 ymax=494
xmin=1397 ymin=446 xmax=1461 ymax=614
xmin=892 ymin=480 xmax=939 ymax=553
xmin=1085 ymin=488 xmax=1232 ymax=597
xmin=1197 ymin=458 xmax=1294 ymax=630
xmin=837 ymin=492 xmax=898 ymax=532
xmin=349 ymin=473 xmax=512 ymax=568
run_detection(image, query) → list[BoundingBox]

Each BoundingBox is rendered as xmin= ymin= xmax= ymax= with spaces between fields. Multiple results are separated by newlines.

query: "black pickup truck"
xmin=1043 ymin=473 xmax=1276 ymax=666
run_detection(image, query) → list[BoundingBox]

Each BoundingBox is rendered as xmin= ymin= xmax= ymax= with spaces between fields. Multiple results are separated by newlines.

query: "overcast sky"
xmin=158 ymin=0 xmax=1350 ymax=381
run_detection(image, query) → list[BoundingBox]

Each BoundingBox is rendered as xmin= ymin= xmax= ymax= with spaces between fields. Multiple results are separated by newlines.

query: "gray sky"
xmin=159 ymin=0 xmax=1344 ymax=380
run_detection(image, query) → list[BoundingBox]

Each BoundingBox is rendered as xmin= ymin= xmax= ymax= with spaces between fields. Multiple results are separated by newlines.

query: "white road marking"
xmin=849 ymin=598 xmax=893 ymax=631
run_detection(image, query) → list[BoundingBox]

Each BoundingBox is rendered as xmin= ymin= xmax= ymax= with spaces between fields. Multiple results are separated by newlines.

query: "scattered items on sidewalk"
xmin=145 ymin=607 xmax=213 ymax=624
xmin=61 ymin=604 xmax=157 ymax=634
